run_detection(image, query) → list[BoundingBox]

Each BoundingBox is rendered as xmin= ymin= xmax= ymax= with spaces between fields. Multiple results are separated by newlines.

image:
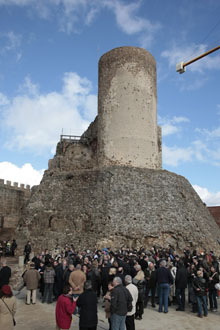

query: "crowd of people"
xmin=0 ymin=239 xmax=17 ymax=257
xmin=0 ymin=243 xmax=220 ymax=330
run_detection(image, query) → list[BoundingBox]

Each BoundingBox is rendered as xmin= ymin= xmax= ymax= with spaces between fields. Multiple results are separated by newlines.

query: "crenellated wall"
xmin=0 ymin=179 xmax=31 ymax=230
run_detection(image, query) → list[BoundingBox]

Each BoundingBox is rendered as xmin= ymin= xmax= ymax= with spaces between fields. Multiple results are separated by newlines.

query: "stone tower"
xmin=98 ymin=47 xmax=161 ymax=169
xmin=16 ymin=46 xmax=220 ymax=254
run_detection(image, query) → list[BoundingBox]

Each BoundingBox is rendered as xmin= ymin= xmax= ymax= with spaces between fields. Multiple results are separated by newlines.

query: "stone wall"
xmin=16 ymin=164 xmax=220 ymax=254
xmin=0 ymin=179 xmax=31 ymax=231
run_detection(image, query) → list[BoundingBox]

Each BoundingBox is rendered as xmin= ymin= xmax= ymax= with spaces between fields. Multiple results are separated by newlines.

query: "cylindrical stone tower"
xmin=97 ymin=46 xmax=161 ymax=169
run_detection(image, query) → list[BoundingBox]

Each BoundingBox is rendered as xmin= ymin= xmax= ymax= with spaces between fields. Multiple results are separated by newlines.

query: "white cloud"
xmin=0 ymin=93 xmax=9 ymax=106
xmin=0 ymin=0 xmax=160 ymax=45
xmin=105 ymin=0 xmax=161 ymax=47
xmin=0 ymin=161 xmax=44 ymax=186
xmin=0 ymin=72 xmax=97 ymax=154
xmin=0 ymin=31 xmax=22 ymax=57
xmin=193 ymin=184 xmax=220 ymax=206
xmin=158 ymin=115 xmax=189 ymax=137
xmin=163 ymin=144 xmax=193 ymax=167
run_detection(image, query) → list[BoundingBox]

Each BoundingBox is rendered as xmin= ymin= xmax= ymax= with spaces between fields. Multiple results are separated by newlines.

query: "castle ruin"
xmin=1 ymin=46 xmax=220 ymax=253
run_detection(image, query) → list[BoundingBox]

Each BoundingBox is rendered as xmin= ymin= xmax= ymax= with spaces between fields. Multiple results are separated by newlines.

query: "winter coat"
xmin=43 ymin=266 xmax=55 ymax=284
xmin=175 ymin=266 xmax=188 ymax=289
xmin=0 ymin=266 xmax=11 ymax=289
xmin=208 ymin=272 xmax=219 ymax=290
xmin=56 ymin=294 xmax=76 ymax=329
xmin=69 ymin=269 xmax=86 ymax=294
xmin=132 ymin=278 xmax=146 ymax=302
xmin=193 ymin=276 xmax=207 ymax=296
xmin=110 ymin=284 xmax=133 ymax=316
xmin=77 ymin=290 xmax=98 ymax=327
xmin=156 ymin=267 xmax=173 ymax=285
xmin=23 ymin=268 xmax=40 ymax=290
xmin=0 ymin=296 xmax=16 ymax=330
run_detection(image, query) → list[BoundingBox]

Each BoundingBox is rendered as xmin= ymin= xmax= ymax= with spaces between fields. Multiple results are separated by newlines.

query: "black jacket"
xmin=193 ymin=276 xmax=207 ymax=296
xmin=156 ymin=267 xmax=173 ymax=285
xmin=77 ymin=290 xmax=98 ymax=327
xmin=175 ymin=266 xmax=188 ymax=289
xmin=110 ymin=284 xmax=133 ymax=316
xmin=0 ymin=266 xmax=11 ymax=288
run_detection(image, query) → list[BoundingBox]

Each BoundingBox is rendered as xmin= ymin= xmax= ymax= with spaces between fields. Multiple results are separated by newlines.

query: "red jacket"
xmin=56 ymin=294 xmax=76 ymax=329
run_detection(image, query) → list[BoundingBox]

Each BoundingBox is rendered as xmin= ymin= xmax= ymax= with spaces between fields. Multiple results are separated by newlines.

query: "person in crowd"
xmin=38 ymin=261 xmax=45 ymax=299
xmin=104 ymin=281 xmax=114 ymax=330
xmin=208 ymin=266 xmax=219 ymax=312
xmin=193 ymin=270 xmax=208 ymax=318
xmin=42 ymin=262 xmax=56 ymax=304
xmin=144 ymin=262 xmax=156 ymax=308
xmin=77 ymin=280 xmax=98 ymax=330
xmin=156 ymin=260 xmax=173 ymax=313
xmin=11 ymin=240 xmax=17 ymax=257
xmin=125 ymin=275 xmax=138 ymax=330
xmin=55 ymin=285 xmax=77 ymax=330
xmin=23 ymin=262 xmax=40 ymax=305
xmin=24 ymin=241 xmax=32 ymax=264
xmin=0 ymin=285 xmax=16 ymax=330
xmin=0 ymin=259 xmax=11 ymax=289
xmin=110 ymin=276 xmax=133 ymax=330
xmin=133 ymin=264 xmax=145 ymax=320
xmin=69 ymin=264 xmax=86 ymax=297
xmin=53 ymin=260 xmax=64 ymax=301
xmin=175 ymin=259 xmax=188 ymax=311
xmin=101 ymin=259 xmax=111 ymax=296
xmin=63 ymin=264 xmax=75 ymax=286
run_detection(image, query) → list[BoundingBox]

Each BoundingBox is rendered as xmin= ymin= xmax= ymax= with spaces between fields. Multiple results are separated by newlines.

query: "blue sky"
xmin=0 ymin=0 xmax=220 ymax=206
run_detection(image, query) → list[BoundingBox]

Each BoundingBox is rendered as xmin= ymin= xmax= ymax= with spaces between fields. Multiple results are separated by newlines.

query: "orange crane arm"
xmin=176 ymin=45 xmax=220 ymax=73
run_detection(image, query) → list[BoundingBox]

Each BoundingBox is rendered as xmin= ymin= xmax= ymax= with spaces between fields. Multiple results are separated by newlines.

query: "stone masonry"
xmin=16 ymin=47 xmax=220 ymax=254
xmin=0 ymin=179 xmax=31 ymax=239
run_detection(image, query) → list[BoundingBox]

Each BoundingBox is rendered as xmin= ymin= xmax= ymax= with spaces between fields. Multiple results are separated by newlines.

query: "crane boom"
xmin=176 ymin=45 xmax=220 ymax=74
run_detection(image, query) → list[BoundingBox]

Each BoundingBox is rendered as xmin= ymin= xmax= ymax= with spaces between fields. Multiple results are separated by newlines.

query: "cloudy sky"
xmin=0 ymin=0 xmax=220 ymax=206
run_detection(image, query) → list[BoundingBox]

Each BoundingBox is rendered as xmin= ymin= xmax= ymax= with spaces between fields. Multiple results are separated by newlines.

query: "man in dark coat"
xmin=77 ymin=280 xmax=98 ymax=330
xmin=24 ymin=241 xmax=31 ymax=264
xmin=0 ymin=259 xmax=11 ymax=289
xmin=110 ymin=276 xmax=133 ymax=330
xmin=156 ymin=260 xmax=173 ymax=313
xmin=175 ymin=259 xmax=188 ymax=311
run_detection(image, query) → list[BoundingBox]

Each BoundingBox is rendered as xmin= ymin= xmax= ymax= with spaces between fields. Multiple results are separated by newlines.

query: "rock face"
xmin=16 ymin=46 xmax=220 ymax=253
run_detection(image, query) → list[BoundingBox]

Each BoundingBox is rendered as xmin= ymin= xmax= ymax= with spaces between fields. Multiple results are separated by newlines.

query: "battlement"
xmin=0 ymin=178 xmax=31 ymax=191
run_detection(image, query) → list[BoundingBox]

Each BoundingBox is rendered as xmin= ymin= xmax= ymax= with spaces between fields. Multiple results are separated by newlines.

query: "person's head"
xmin=84 ymin=280 xmax=92 ymax=291
xmin=69 ymin=264 xmax=74 ymax=271
xmin=125 ymin=275 xmax=132 ymax=285
xmin=197 ymin=270 xmax=203 ymax=277
xmin=113 ymin=276 xmax=122 ymax=287
xmin=75 ymin=264 xmax=81 ymax=270
xmin=148 ymin=262 xmax=155 ymax=270
xmin=160 ymin=260 xmax=167 ymax=268
xmin=0 ymin=285 xmax=13 ymax=298
xmin=108 ymin=281 xmax=114 ymax=291
xmin=62 ymin=285 xmax=72 ymax=295
xmin=134 ymin=264 xmax=141 ymax=272
xmin=30 ymin=263 xmax=35 ymax=269
xmin=210 ymin=266 xmax=216 ymax=273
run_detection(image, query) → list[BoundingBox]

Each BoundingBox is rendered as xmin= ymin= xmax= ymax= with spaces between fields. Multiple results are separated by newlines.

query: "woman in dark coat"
xmin=77 ymin=280 xmax=98 ymax=330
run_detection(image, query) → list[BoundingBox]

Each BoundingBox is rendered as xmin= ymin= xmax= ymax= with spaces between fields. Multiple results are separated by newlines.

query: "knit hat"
xmin=1 ymin=285 xmax=12 ymax=296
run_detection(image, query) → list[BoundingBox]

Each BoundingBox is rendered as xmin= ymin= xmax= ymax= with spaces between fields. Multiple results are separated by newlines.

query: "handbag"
xmin=215 ymin=283 xmax=220 ymax=291
xmin=1 ymin=298 xmax=16 ymax=326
